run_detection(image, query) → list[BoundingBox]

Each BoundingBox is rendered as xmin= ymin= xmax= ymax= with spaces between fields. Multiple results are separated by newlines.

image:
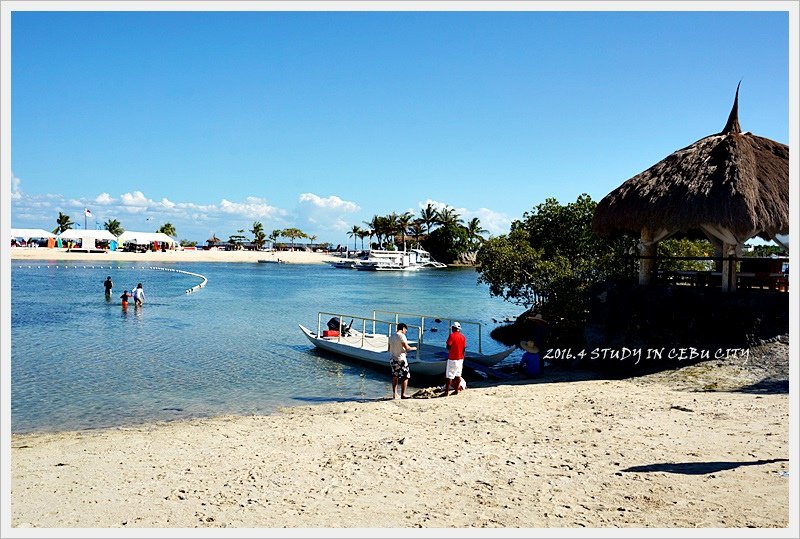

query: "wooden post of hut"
xmin=721 ymin=242 xmax=738 ymax=292
xmin=639 ymin=227 xmax=657 ymax=285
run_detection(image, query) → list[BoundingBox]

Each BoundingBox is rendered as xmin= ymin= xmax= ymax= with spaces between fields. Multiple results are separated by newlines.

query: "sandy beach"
xmin=9 ymin=247 xmax=340 ymax=265
xmin=9 ymin=342 xmax=791 ymax=530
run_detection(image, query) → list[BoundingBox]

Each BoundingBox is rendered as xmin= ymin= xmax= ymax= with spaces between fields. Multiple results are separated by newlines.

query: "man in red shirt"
xmin=444 ymin=321 xmax=467 ymax=396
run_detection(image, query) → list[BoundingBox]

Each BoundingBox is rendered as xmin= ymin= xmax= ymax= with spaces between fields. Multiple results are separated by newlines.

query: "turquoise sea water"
xmin=10 ymin=262 xmax=519 ymax=433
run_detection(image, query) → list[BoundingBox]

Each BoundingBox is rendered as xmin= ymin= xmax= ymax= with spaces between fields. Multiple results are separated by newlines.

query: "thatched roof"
xmin=593 ymin=85 xmax=789 ymax=241
xmin=207 ymin=234 xmax=221 ymax=243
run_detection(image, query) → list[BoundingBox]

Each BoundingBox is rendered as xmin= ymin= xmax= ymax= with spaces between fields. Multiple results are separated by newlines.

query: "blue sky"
xmin=8 ymin=7 xmax=791 ymax=245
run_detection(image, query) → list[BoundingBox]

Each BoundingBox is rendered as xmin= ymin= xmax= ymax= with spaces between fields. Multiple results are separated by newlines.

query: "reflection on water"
xmin=11 ymin=262 xmax=518 ymax=433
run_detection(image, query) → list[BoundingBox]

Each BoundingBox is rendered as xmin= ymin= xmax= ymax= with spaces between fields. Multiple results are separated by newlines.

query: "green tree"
xmin=465 ymin=217 xmax=488 ymax=248
xmin=347 ymin=225 xmax=362 ymax=251
xmin=228 ymin=229 xmax=247 ymax=250
xmin=747 ymin=244 xmax=784 ymax=257
xmin=53 ymin=211 xmax=74 ymax=234
xmin=436 ymin=206 xmax=463 ymax=228
xmin=281 ymin=227 xmax=307 ymax=250
xmin=419 ymin=203 xmax=438 ymax=235
xmin=476 ymin=195 xmax=636 ymax=344
xmin=422 ymin=223 xmax=470 ymax=265
xmin=657 ymin=238 xmax=714 ymax=272
xmin=251 ymin=221 xmax=267 ymax=250
xmin=384 ymin=212 xmax=399 ymax=249
xmin=104 ymin=219 xmax=124 ymax=236
xmin=308 ymin=235 xmax=317 ymax=250
xmin=357 ymin=229 xmax=369 ymax=250
xmin=157 ymin=223 xmax=177 ymax=237
xmin=409 ymin=220 xmax=425 ymax=248
xmin=364 ymin=215 xmax=383 ymax=248
xmin=397 ymin=211 xmax=414 ymax=251
xmin=179 ymin=239 xmax=197 ymax=247
xmin=269 ymin=229 xmax=282 ymax=247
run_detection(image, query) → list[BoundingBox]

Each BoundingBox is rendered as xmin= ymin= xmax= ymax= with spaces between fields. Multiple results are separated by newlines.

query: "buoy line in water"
xmin=14 ymin=264 xmax=208 ymax=295
xmin=149 ymin=266 xmax=208 ymax=294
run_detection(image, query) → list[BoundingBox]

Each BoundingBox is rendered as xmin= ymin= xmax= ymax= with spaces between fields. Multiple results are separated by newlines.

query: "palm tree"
xmin=396 ymin=211 xmax=414 ymax=251
xmin=251 ymin=221 xmax=266 ymax=250
xmin=269 ymin=229 xmax=282 ymax=248
xmin=384 ymin=212 xmax=400 ymax=249
xmin=282 ymin=227 xmax=307 ymax=250
xmin=419 ymin=203 xmax=438 ymax=235
xmin=357 ymin=229 xmax=369 ymax=250
xmin=308 ymin=235 xmax=317 ymax=250
xmin=465 ymin=217 xmax=488 ymax=247
xmin=409 ymin=220 xmax=425 ymax=247
xmin=53 ymin=211 xmax=74 ymax=234
xmin=436 ymin=206 xmax=463 ymax=228
xmin=157 ymin=223 xmax=177 ymax=237
xmin=347 ymin=225 xmax=362 ymax=251
xmin=104 ymin=219 xmax=124 ymax=237
xmin=364 ymin=215 xmax=382 ymax=249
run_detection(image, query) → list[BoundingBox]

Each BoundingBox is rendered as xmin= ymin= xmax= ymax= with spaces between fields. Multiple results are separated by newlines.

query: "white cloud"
xmin=298 ymin=193 xmax=360 ymax=212
xmin=161 ymin=197 xmax=176 ymax=209
xmin=95 ymin=193 xmax=114 ymax=204
xmin=11 ymin=173 xmax=22 ymax=200
xmin=417 ymin=199 xmax=511 ymax=237
xmin=294 ymin=193 xmax=360 ymax=236
xmin=463 ymin=207 xmax=512 ymax=237
xmin=120 ymin=191 xmax=152 ymax=207
xmin=218 ymin=197 xmax=284 ymax=219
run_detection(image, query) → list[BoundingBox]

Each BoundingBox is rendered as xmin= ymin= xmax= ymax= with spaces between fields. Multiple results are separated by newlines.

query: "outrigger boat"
xmin=328 ymin=259 xmax=358 ymax=269
xmin=299 ymin=310 xmax=516 ymax=376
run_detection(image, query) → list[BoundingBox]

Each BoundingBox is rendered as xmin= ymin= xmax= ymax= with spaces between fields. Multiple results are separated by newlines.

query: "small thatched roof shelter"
xmin=593 ymin=84 xmax=789 ymax=291
xmin=206 ymin=234 xmax=221 ymax=245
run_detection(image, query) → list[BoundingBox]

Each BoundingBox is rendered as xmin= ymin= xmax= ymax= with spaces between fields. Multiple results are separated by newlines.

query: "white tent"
xmin=58 ymin=229 xmax=117 ymax=251
xmin=10 ymin=228 xmax=57 ymax=239
xmin=117 ymin=231 xmax=177 ymax=246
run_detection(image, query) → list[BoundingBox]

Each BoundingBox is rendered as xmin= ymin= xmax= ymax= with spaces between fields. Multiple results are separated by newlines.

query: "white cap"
xmin=452 ymin=321 xmax=461 ymax=329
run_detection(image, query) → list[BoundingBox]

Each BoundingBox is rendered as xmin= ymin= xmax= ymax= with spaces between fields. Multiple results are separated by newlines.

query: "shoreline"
xmin=9 ymin=343 xmax=791 ymax=529
xmin=10 ymin=247 xmax=340 ymax=265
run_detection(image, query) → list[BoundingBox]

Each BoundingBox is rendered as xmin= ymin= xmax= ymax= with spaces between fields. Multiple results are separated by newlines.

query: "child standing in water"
xmin=120 ymin=290 xmax=131 ymax=309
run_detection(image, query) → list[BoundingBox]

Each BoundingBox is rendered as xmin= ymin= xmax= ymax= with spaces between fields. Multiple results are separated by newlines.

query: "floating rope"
xmin=149 ymin=266 xmax=208 ymax=294
xmin=14 ymin=265 xmax=208 ymax=296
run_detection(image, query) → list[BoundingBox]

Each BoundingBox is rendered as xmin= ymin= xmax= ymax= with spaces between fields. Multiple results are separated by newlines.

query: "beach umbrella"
xmin=592 ymin=84 xmax=789 ymax=291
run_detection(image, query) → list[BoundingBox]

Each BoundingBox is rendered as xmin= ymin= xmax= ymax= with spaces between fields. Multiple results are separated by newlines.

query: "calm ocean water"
xmin=11 ymin=261 xmax=520 ymax=433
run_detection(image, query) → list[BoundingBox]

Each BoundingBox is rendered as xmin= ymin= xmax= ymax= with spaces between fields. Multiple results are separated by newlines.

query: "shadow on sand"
xmin=622 ymin=458 xmax=788 ymax=476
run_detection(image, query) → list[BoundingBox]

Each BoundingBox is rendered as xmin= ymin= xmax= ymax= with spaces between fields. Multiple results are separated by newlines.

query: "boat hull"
xmin=299 ymin=325 xmax=514 ymax=377
xmin=300 ymin=325 xmax=448 ymax=376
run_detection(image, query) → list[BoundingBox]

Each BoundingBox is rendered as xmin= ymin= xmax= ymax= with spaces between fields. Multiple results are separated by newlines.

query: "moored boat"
xmin=299 ymin=310 xmax=515 ymax=376
xmin=354 ymin=248 xmax=447 ymax=271
xmin=328 ymin=259 xmax=358 ymax=269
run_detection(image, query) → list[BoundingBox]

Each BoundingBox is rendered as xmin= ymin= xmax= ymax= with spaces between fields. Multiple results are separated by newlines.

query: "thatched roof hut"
xmin=593 ymin=84 xmax=789 ymax=291
xmin=206 ymin=234 xmax=222 ymax=245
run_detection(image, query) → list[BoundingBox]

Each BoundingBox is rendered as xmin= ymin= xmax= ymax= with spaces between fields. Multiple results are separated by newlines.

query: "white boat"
xmin=328 ymin=259 xmax=358 ymax=269
xmin=299 ymin=310 xmax=515 ymax=377
xmin=354 ymin=248 xmax=447 ymax=271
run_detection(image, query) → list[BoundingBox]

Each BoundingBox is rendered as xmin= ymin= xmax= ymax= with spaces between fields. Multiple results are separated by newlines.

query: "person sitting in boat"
xmin=519 ymin=339 xmax=542 ymax=377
